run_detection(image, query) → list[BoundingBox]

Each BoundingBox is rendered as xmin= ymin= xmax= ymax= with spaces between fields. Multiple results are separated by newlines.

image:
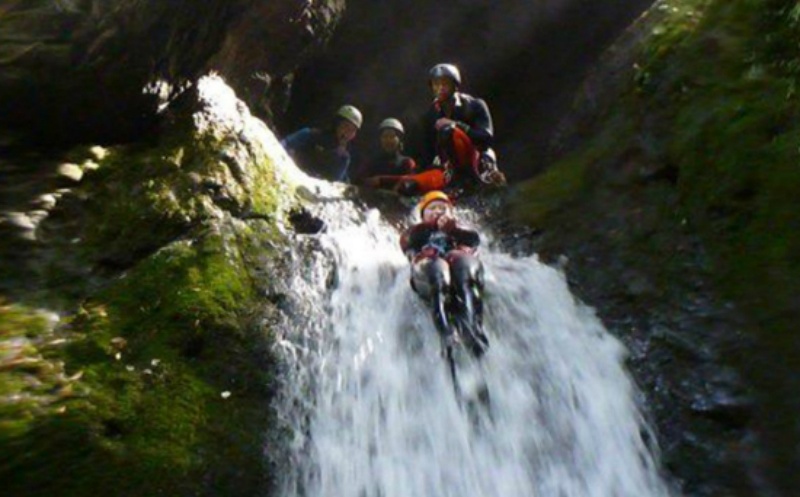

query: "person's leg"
xmin=395 ymin=168 xmax=448 ymax=196
xmin=447 ymin=251 xmax=488 ymax=355
xmin=411 ymin=257 xmax=454 ymax=339
xmin=369 ymin=175 xmax=409 ymax=190
xmin=437 ymin=125 xmax=480 ymax=176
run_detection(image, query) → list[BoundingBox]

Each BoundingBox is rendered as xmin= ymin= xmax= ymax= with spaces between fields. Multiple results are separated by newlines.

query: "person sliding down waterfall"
xmin=416 ymin=63 xmax=506 ymax=194
xmin=400 ymin=191 xmax=489 ymax=357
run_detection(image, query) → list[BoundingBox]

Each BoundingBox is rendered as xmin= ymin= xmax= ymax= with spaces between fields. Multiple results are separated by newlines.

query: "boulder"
xmin=0 ymin=0 xmax=345 ymax=148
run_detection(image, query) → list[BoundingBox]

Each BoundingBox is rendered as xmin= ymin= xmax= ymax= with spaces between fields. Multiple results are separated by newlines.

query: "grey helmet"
xmin=336 ymin=105 xmax=363 ymax=129
xmin=378 ymin=118 xmax=405 ymax=136
xmin=429 ymin=63 xmax=461 ymax=87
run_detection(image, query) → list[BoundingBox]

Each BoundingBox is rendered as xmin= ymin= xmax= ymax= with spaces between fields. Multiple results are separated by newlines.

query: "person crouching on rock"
xmin=281 ymin=105 xmax=363 ymax=182
xmin=422 ymin=63 xmax=506 ymax=191
xmin=400 ymin=191 xmax=489 ymax=355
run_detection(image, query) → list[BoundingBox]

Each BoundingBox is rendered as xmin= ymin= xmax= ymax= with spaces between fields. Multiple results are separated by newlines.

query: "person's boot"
xmin=471 ymin=323 xmax=489 ymax=357
xmin=462 ymin=282 xmax=489 ymax=357
xmin=477 ymin=149 xmax=506 ymax=186
xmin=433 ymin=287 xmax=462 ymax=353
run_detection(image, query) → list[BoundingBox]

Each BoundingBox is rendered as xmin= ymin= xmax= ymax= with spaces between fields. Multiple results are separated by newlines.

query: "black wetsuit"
xmin=355 ymin=151 xmax=417 ymax=188
xmin=421 ymin=92 xmax=494 ymax=167
xmin=400 ymin=219 xmax=488 ymax=354
xmin=400 ymin=220 xmax=479 ymax=256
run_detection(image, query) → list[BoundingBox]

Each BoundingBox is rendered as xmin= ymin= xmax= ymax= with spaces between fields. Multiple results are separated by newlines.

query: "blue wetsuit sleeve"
xmin=281 ymin=128 xmax=314 ymax=151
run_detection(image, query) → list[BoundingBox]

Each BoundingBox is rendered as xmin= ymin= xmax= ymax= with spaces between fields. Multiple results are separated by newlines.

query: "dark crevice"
xmin=289 ymin=208 xmax=327 ymax=234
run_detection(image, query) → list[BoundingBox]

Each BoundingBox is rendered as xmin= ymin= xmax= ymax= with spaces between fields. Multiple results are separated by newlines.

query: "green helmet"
xmin=378 ymin=118 xmax=404 ymax=136
xmin=336 ymin=105 xmax=363 ymax=129
xmin=429 ymin=63 xmax=461 ymax=87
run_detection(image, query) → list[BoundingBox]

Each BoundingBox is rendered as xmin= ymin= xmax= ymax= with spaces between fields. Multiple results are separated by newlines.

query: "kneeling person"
xmin=423 ymin=63 xmax=506 ymax=189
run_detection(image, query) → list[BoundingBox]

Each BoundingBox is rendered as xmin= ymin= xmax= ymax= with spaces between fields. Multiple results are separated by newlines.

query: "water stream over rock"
xmin=272 ymin=200 xmax=675 ymax=497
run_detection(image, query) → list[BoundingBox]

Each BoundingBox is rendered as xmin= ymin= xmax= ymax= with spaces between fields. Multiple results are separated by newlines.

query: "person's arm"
xmin=281 ymin=127 xmax=315 ymax=154
xmin=439 ymin=218 xmax=481 ymax=248
xmin=455 ymin=98 xmax=493 ymax=149
xmin=400 ymin=225 xmax=417 ymax=257
xmin=400 ymin=224 xmax=433 ymax=257
xmin=350 ymin=158 xmax=372 ymax=185
xmin=451 ymin=226 xmax=481 ymax=248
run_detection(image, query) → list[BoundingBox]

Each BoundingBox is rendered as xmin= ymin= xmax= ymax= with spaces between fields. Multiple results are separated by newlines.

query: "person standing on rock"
xmin=281 ymin=105 xmax=363 ymax=182
xmin=421 ymin=63 xmax=506 ymax=190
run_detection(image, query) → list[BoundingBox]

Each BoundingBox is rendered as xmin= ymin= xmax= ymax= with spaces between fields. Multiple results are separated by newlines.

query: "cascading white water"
xmin=274 ymin=201 xmax=674 ymax=497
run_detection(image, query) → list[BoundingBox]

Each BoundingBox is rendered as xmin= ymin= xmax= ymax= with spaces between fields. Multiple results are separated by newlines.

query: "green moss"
xmin=507 ymin=6 xmax=800 ymax=486
xmin=248 ymin=156 xmax=281 ymax=216
xmin=78 ymin=143 xmax=210 ymax=263
xmin=64 ymin=119 xmax=281 ymax=270
xmin=511 ymin=153 xmax=590 ymax=226
xmin=656 ymin=1 xmax=800 ymax=322
xmin=512 ymin=110 xmax=636 ymax=226
xmin=1 ymin=227 xmax=279 ymax=496
xmin=0 ymin=303 xmax=70 ymax=432
xmin=516 ymin=0 xmax=800 ymax=317
xmin=2 ymin=100 xmax=290 ymax=494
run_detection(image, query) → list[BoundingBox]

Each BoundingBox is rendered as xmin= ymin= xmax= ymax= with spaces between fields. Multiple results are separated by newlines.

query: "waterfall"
xmin=273 ymin=200 xmax=673 ymax=497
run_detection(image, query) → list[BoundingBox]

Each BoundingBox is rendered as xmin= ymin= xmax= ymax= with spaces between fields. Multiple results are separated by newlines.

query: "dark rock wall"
xmin=509 ymin=1 xmax=800 ymax=495
xmin=0 ymin=0 xmax=344 ymax=148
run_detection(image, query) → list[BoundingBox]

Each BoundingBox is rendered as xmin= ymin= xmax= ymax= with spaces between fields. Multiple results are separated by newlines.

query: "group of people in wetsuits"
xmin=281 ymin=63 xmax=506 ymax=195
xmin=281 ymin=63 xmax=498 ymax=357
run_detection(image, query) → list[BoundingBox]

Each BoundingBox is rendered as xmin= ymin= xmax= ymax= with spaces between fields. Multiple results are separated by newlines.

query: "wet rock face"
xmin=0 ymin=0 xmax=345 ymax=148
xmin=0 ymin=75 xmax=305 ymax=497
xmin=507 ymin=1 xmax=800 ymax=495
xmin=495 ymin=175 xmax=760 ymax=497
xmin=0 ymin=74 xmax=294 ymax=299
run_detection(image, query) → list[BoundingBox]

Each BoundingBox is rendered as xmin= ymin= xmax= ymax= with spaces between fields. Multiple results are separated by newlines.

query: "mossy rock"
xmin=515 ymin=0 xmax=800 ymax=327
xmin=510 ymin=0 xmax=800 ymax=491
xmin=1 ymin=76 xmax=297 ymax=496
xmin=1 ymin=224 xmax=282 ymax=497
xmin=70 ymin=122 xmax=279 ymax=270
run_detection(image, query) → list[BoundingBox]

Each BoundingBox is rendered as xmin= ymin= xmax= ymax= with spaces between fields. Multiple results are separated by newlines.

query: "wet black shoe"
xmin=468 ymin=327 xmax=489 ymax=358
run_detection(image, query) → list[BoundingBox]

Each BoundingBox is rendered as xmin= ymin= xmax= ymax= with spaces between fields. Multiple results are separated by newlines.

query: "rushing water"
xmin=273 ymin=200 xmax=673 ymax=497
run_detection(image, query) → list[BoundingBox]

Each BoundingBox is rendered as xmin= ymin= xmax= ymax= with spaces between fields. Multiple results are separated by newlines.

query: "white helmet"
xmin=336 ymin=105 xmax=363 ymax=129
xmin=429 ymin=63 xmax=462 ymax=87
xmin=378 ymin=118 xmax=404 ymax=136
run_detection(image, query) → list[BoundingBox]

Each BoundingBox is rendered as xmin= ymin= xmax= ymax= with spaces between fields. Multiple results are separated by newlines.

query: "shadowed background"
xmin=281 ymin=0 xmax=655 ymax=181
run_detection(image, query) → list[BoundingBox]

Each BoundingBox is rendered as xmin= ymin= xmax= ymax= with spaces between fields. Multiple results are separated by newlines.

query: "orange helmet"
xmin=416 ymin=191 xmax=451 ymax=215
